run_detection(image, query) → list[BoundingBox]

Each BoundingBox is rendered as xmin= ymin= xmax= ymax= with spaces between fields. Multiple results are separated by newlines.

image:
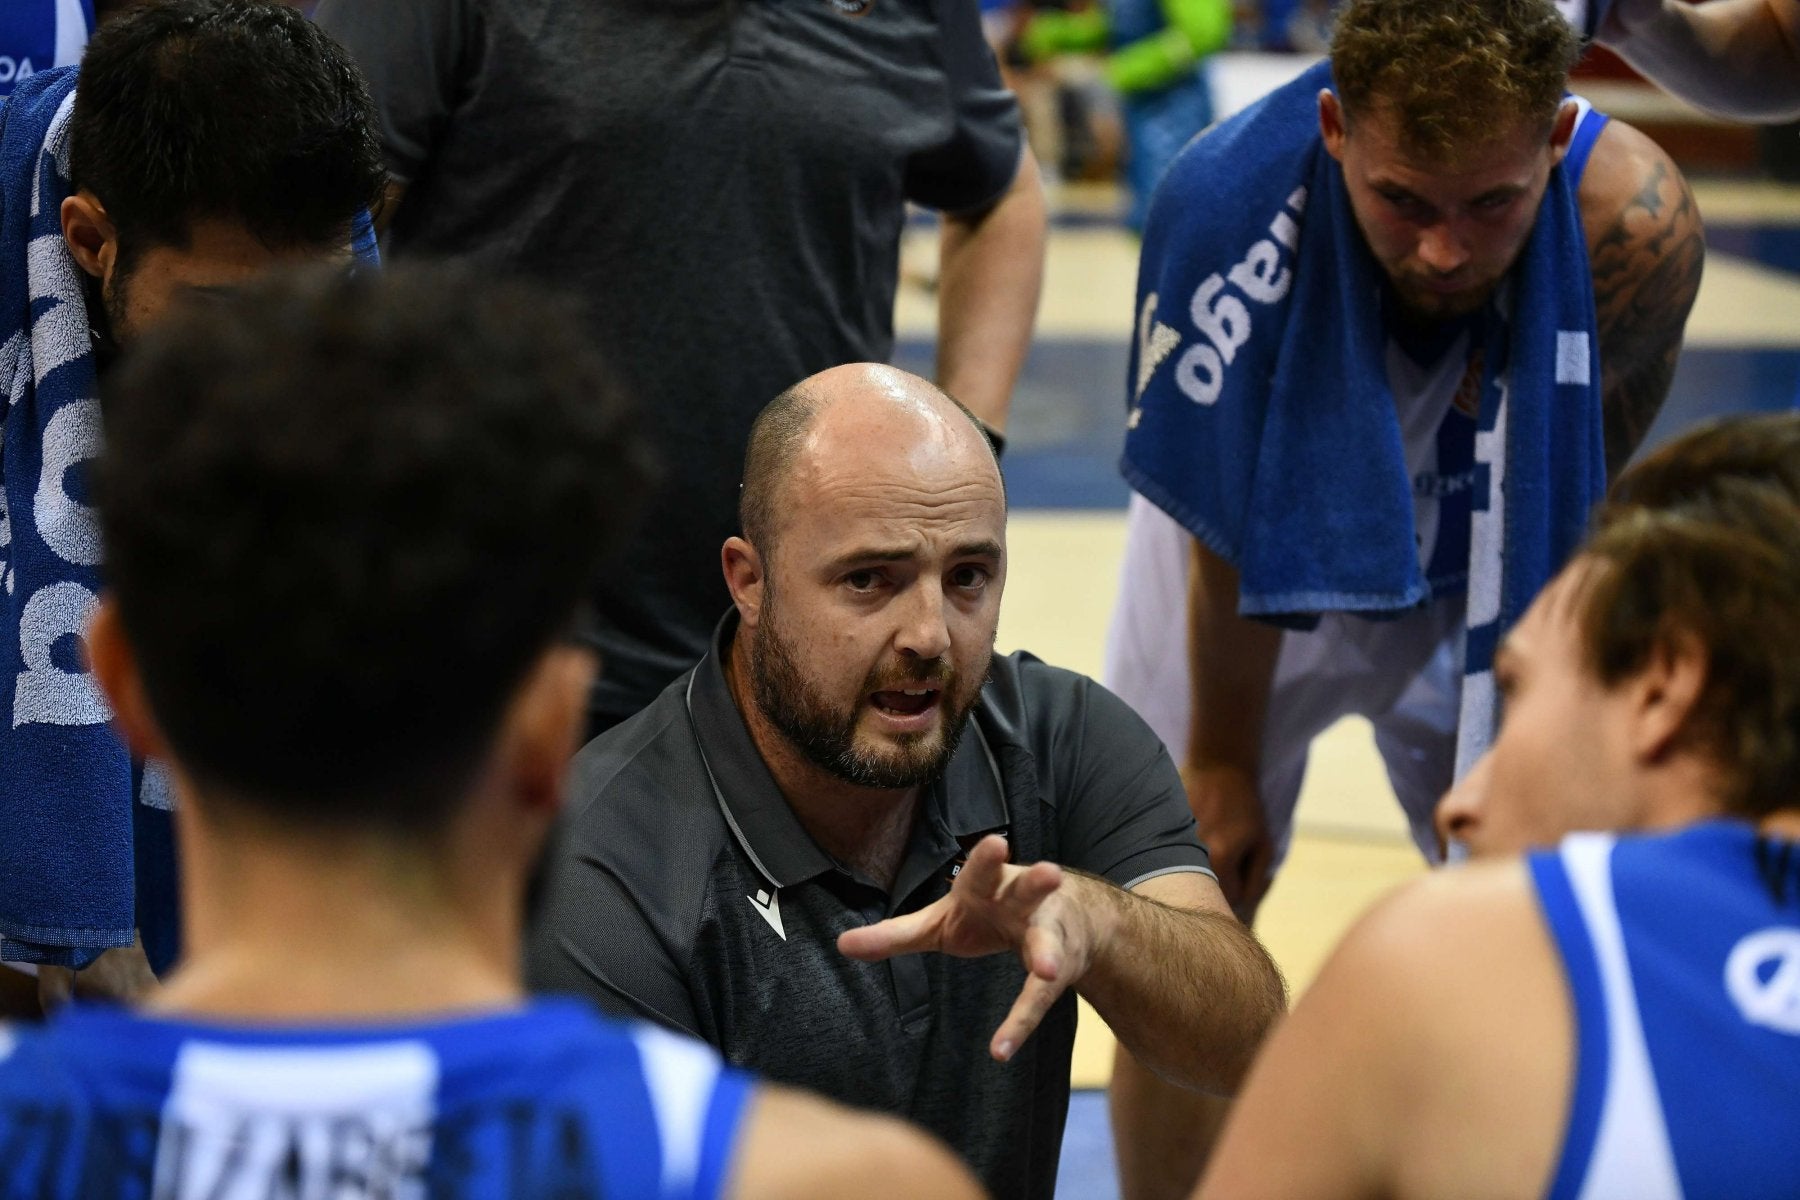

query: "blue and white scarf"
xmin=1 ymin=68 xmax=378 ymax=965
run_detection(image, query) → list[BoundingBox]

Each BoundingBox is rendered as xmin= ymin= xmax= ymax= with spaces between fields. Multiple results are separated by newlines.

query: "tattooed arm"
xmin=1577 ymin=119 xmax=1705 ymax=478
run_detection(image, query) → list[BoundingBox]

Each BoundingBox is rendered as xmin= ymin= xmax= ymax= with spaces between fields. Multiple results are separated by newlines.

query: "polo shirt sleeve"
xmin=902 ymin=0 xmax=1024 ymax=214
xmin=1050 ymin=672 xmax=1215 ymax=890
xmin=314 ymin=0 xmax=471 ymax=185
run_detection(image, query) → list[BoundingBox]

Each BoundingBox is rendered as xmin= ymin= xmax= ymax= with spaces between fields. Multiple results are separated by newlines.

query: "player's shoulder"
xmin=979 ymin=651 xmax=1168 ymax=778
xmin=561 ymin=676 xmax=732 ymax=864
xmin=1312 ymin=861 xmax=1548 ymax=1025
xmin=981 ymin=650 xmax=1131 ymax=736
xmin=1575 ymin=114 xmax=1693 ymax=241
xmin=0 ymin=1012 xmax=145 ymax=1116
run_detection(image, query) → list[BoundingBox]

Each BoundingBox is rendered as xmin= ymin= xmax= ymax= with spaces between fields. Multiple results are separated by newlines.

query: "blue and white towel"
xmin=0 ymin=68 xmax=378 ymax=966
xmin=1122 ymin=59 xmax=1608 ymax=779
xmin=0 ymin=68 xmax=132 ymax=967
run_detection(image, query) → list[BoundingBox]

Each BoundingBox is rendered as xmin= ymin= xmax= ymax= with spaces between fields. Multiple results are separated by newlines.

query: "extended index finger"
xmin=837 ymin=902 xmax=942 ymax=962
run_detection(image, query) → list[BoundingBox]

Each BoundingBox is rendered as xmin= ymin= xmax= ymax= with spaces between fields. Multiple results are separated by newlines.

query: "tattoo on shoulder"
xmin=1587 ymin=156 xmax=1705 ymax=476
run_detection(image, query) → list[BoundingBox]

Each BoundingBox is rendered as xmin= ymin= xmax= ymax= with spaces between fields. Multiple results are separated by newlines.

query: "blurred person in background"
xmin=0 ymin=0 xmax=384 ymax=1008
xmin=1018 ymin=0 xmax=1231 ymax=229
xmin=1200 ymin=413 xmax=1800 ymax=1199
xmin=316 ymin=0 xmax=1048 ymax=739
xmin=1105 ymin=0 xmax=1701 ymax=1190
xmin=1573 ymin=0 xmax=1800 ymax=122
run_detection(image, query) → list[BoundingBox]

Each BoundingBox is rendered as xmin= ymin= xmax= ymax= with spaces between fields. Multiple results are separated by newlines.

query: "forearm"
xmin=1186 ymin=539 xmax=1281 ymax=776
xmin=1602 ymin=0 xmax=1800 ymax=121
xmin=935 ymin=147 xmax=1047 ymax=430
xmin=1070 ymin=873 xmax=1284 ymax=1093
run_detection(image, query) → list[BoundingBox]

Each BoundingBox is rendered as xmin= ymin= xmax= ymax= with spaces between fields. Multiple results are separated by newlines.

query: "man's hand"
xmin=837 ymin=834 xmax=1110 ymax=1062
xmin=36 ymin=936 xmax=160 ymax=1014
xmin=1183 ymin=764 xmax=1273 ymax=923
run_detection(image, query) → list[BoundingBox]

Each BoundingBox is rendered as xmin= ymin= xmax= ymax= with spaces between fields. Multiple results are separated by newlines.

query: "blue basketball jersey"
xmin=0 ymin=998 xmax=753 ymax=1198
xmin=0 ymin=0 xmax=92 ymax=97
xmin=1530 ymin=822 xmax=1800 ymax=1200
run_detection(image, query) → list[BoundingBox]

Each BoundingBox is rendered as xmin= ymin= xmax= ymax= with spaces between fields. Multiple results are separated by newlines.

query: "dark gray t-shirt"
xmin=526 ymin=617 xmax=1213 ymax=1199
xmin=314 ymin=0 xmax=1024 ymax=721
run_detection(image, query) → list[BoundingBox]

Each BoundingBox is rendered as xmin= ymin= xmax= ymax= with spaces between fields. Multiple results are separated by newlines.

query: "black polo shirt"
xmin=315 ymin=0 xmax=1024 ymax=724
xmin=526 ymin=616 xmax=1212 ymax=1199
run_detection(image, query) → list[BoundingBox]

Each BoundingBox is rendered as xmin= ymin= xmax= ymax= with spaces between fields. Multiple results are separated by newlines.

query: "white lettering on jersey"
xmin=151 ymin=1041 xmax=438 ymax=1200
xmin=747 ymin=889 xmax=785 ymax=940
xmin=1725 ymin=927 xmax=1800 ymax=1035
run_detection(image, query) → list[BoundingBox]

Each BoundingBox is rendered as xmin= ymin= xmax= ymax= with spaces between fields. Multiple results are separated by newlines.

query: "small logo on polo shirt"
xmin=748 ymin=889 xmax=786 ymax=940
xmin=827 ymin=0 xmax=875 ymax=17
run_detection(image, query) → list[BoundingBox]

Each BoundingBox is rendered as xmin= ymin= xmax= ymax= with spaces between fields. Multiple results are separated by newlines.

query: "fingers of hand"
xmin=837 ymin=904 xmax=941 ymax=962
xmin=990 ymin=971 xmax=1069 ymax=1063
xmin=999 ymin=859 xmax=1063 ymax=918
xmin=955 ymin=834 xmax=1013 ymax=900
xmin=1022 ymin=917 xmax=1068 ymax=981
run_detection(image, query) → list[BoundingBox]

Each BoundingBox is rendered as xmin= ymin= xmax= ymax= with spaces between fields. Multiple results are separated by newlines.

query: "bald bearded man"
xmin=527 ymin=364 xmax=1285 ymax=1200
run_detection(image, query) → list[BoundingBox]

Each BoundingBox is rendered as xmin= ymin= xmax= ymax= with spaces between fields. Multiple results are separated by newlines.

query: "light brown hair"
xmin=1575 ymin=430 xmax=1800 ymax=819
xmin=1330 ymin=0 xmax=1582 ymax=161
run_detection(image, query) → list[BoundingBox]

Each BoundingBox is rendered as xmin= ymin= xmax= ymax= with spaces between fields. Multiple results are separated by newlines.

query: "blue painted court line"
xmin=1705 ymin=224 xmax=1800 ymax=277
xmin=1056 ymin=1090 xmax=1121 ymax=1200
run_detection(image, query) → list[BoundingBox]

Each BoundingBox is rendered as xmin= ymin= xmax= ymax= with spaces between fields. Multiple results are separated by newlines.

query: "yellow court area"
xmin=996 ymin=513 xmax=1429 ymax=1088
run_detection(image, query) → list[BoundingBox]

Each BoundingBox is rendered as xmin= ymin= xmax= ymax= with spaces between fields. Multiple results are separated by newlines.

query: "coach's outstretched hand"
xmin=838 ymin=834 xmax=1106 ymax=1063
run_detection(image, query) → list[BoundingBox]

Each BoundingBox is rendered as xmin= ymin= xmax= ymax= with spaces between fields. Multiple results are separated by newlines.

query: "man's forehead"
xmin=794 ymin=473 xmax=1006 ymax=548
xmin=1350 ymin=105 xmax=1550 ymax=180
xmin=1502 ymin=560 xmax=1593 ymax=662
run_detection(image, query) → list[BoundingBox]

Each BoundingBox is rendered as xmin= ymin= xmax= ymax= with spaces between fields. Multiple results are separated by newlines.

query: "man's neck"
xmin=724 ymin=634 xmax=921 ymax=890
xmin=154 ymin=809 xmax=524 ymax=1022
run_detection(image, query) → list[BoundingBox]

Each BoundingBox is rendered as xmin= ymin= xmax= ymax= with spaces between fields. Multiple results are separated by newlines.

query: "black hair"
xmin=68 ymin=0 xmax=385 ymax=264
xmin=96 ymin=264 xmax=654 ymax=832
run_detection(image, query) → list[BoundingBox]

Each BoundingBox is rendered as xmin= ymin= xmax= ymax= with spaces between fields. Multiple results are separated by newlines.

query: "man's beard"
xmin=1392 ymin=274 xmax=1499 ymax=323
xmin=748 ymin=599 xmax=990 ymax=790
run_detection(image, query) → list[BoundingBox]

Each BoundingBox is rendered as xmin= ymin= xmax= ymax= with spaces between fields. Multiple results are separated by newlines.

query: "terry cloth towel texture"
xmin=1121 ymin=58 xmax=1608 ymax=781
xmin=0 ymin=68 xmax=377 ymax=966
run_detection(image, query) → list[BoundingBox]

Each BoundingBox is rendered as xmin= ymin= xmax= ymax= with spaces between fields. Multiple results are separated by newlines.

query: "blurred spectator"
xmin=1020 ymin=0 xmax=1231 ymax=228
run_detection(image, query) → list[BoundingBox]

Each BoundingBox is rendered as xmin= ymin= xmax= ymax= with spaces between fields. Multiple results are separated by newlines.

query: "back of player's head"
xmin=96 ymin=264 xmax=652 ymax=833
xmin=68 ymin=0 xmax=384 ymax=266
xmin=1577 ymin=434 xmax=1800 ymax=820
xmin=1330 ymin=0 xmax=1581 ymax=161
xmin=1604 ymin=411 xmax=1800 ymax=514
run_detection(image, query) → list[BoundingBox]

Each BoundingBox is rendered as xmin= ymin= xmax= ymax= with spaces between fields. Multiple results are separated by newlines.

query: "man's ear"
xmin=1546 ymin=99 xmax=1580 ymax=168
xmin=85 ymin=595 xmax=170 ymax=761
xmin=1318 ymin=91 xmax=1348 ymax=162
xmin=1629 ymin=625 xmax=1709 ymax=764
xmin=722 ymin=536 xmax=767 ymax=629
xmin=61 ymin=190 xmax=118 ymax=281
xmin=499 ymin=644 xmax=598 ymax=817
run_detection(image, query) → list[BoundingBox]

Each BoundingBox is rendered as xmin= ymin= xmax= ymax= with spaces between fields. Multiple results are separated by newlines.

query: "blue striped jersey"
xmin=1530 ymin=822 xmax=1800 ymax=1200
xmin=0 ymin=998 xmax=753 ymax=1198
xmin=0 ymin=0 xmax=91 ymax=97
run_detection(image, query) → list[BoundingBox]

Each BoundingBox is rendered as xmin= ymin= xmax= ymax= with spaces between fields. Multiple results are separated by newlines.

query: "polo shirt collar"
xmin=685 ymin=612 xmax=1009 ymax=891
